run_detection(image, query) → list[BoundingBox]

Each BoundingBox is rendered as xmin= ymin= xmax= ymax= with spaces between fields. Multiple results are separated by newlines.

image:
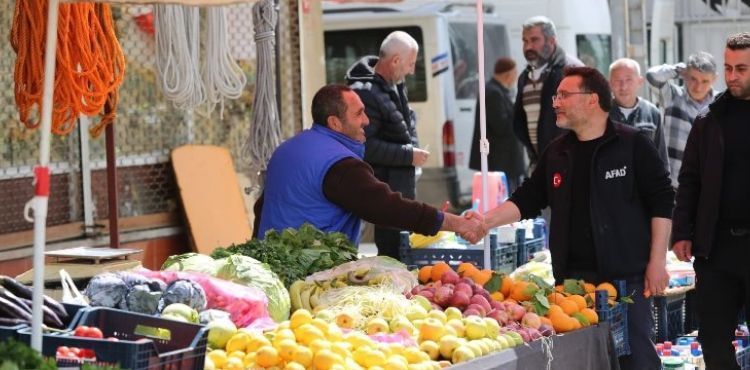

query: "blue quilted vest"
xmin=258 ymin=124 xmax=365 ymax=244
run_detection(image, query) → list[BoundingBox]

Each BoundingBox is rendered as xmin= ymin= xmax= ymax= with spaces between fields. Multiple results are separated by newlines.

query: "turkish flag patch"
xmin=552 ymin=172 xmax=562 ymax=188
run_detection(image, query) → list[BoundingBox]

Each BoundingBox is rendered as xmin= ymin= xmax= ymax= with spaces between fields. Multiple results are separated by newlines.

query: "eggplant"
xmin=0 ymin=275 xmax=33 ymax=299
xmin=0 ymin=296 xmax=32 ymax=322
xmin=0 ymin=316 xmax=28 ymax=326
xmin=20 ymin=298 xmax=65 ymax=328
xmin=0 ymin=287 xmax=31 ymax=315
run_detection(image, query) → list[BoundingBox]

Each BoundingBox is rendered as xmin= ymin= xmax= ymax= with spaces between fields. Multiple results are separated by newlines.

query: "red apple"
xmin=441 ymin=270 xmax=460 ymax=285
xmin=466 ymin=303 xmax=486 ymax=317
xmin=487 ymin=309 xmax=510 ymax=326
xmin=470 ymin=295 xmax=492 ymax=314
xmin=463 ymin=308 xmax=481 ymax=317
xmin=521 ymin=312 xmax=542 ymax=329
xmin=433 ymin=286 xmax=454 ymax=308
xmin=448 ymin=291 xmax=470 ymax=310
xmin=507 ymin=303 xmax=527 ymax=322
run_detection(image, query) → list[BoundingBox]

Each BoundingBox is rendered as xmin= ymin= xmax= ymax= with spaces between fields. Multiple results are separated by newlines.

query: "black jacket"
xmin=672 ymin=91 xmax=735 ymax=257
xmin=513 ymin=46 xmax=583 ymax=162
xmin=510 ymin=120 xmax=674 ymax=281
xmin=346 ymin=56 xmax=418 ymax=199
xmin=469 ymin=79 xmax=526 ymax=178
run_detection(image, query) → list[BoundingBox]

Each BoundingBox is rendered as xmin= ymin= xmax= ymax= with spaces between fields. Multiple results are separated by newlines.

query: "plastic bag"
xmin=305 ymin=256 xmax=418 ymax=293
xmin=133 ymin=268 xmax=270 ymax=327
xmin=60 ymin=269 xmax=88 ymax=305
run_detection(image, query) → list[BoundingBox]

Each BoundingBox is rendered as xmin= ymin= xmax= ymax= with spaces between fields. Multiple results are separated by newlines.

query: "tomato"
xmin=73 ymin=325 xmax=104 ymax=338
xmin=87 ymin=326 xmax=104 ymax=339
xmin=56 ymin=346 xmax=76 ymax=358
xmin=73 ymin=325 xmax=89 ymax=337
xmin=68 ymin=347 xmax=81 ymax=357
xmin=79 ymin=348 xmax=96 ymax=359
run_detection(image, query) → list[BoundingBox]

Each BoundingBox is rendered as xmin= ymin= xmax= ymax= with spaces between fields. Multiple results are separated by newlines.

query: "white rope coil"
xmin=154 ymin=4 xmax=205 ymax=111
xmin=203 ymin=6 xmax=247 ymax=118
xmin=241 ymin=0 xmax=280 ymax=175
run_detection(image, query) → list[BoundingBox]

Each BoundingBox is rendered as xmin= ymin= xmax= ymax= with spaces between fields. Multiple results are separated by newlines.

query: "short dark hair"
xmin=311 ymin=84 xmax=352 ymax=126
xmin=563 ymin=66 xmax=613 ymax=112
xmin=727 ymin=32 xmax=750 ymax=50
xmin=494 ymin=57 xmax=516 ymax=74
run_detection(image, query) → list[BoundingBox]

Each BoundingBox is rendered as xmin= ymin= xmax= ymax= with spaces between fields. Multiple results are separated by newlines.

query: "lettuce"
xmin=214 ymin=255 xmax=290 ymax=322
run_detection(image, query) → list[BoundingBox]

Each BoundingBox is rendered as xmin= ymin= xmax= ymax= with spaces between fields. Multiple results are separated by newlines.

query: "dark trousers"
xmin=694 ymin=231 xmax=750 ymax=370
xmin=374 ymin=226 xmax=402 ymax=260
xmin=567 ymin=271 xmax=661 ymax=370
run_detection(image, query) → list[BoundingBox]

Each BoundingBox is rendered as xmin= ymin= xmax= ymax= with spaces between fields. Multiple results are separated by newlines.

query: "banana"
xmin=332 ymin=279 xmax=348 ymax=288
xmin=300 ymin=284 xmax=314 ymax=311
xmin=289 ymin=280 xmax=306 ymax=311
xmin=309 ymin=285 xmax=321 ymax=309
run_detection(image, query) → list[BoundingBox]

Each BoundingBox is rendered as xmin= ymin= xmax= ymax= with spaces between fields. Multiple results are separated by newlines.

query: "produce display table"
xmin=452 ymin=324 xmax=620 ymax=370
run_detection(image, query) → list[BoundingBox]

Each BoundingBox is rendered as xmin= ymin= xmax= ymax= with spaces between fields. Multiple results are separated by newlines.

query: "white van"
xmin=322 ymin=1 xmax=612 ymax=208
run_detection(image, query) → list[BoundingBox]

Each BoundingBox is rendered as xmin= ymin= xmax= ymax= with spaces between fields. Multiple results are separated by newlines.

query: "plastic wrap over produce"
xmin=134 ymin=268 xmax=270 ymax=327
xmin=305 ymin=256 xmax=418 ymax=292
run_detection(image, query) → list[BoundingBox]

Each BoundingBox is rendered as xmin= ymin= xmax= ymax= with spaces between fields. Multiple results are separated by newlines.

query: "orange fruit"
xmin=539 ymin=316 xmax=552 ymax=327
xmin=596 ymin=282 xmax=618 ymax=300
xmin=570 ymin=316 xmax=582 ymax=330
xmin=473 ymin=269 xmax=493 ymax=286
xmin=500 ymin=275 xmax=514 ymax=297
xmin=559 ymin=299 xmax=579 ymax=315
xmin=583 ymin=283 xmax=596 ymax=294
xmin=554 ymin=285 xmax=564 ymax=293
xmin=430 ymin=262 xmax=452 ymax=282
xmin=547 ymin=304 xmax=564 ymax=317
xmin=457 ymin=262 xmax=478 ymax=277
xmin=549 ymin=312 xmax=574 ymax=333
xmin=580 ymin=308 xmax=599 ymax=325
xmin=547 ymin=292 xmax=567 ymax=305
xmin=510 ymin=281 xmax=537 ymax=302
xmin=490 ymin=291 xmax=505 ymax=302
xmin=418 ymin=266 xmax=433 ymax=283
xmin=568 ymin=295 xmax=587 ymax=311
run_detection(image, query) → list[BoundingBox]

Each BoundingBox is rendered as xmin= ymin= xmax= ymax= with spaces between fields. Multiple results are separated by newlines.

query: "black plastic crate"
xmin=516 ymin=231 xmax=546 ymax=266
xmin=739 ymin=345 xmax=750 ymax=370
xmin=652 ymin=292 xmax=687 ymax=342
xmin=596 ymin=280 xmax=630 ymax=357
xmin=0 ymin=303 xmax=88 ymax=342
xmin=399 ymin=232 xmax=518 ymax=272
xmin=20 ymin=307 xmax=207 ymax=370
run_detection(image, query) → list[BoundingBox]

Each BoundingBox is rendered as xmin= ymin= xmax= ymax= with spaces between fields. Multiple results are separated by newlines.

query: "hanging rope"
xmin=11 ymin=0 xmax=125 ymax=137
xmin=241 ymin=0 xmax=280 ymax=178
xmin=154 ymin=4 xmax=205 ymax=111
xmin=203 ymin=6 xmax=247 ymax=119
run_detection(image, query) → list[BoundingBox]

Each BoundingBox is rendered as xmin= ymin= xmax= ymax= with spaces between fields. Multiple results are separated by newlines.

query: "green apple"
xmin=411 ymin=295 xmax=433 ymax=312
xmin=438 ymin=334 xmax=461 ymax=359
xmin=464 ymin=316 xmax=487 ymax=340
xmin=446 ymin=319 xmax=466 ymax=338
xmin=495 ymin=334 xmax=510 ymax=349
xmin=419 ymin=340 xmax=440 ymax=360
xmin=444 ymin=307 xmax=463 ymax=322
xmin=389 ymin=317 xmax=415 ymax=335
xmin=451 ymin=345 xmax=476 ymax=364
xmin=406 ymin=305 xmax=428 ymax=322
xmin=366 ymin=318 xmax=390 ymax=335
xmin=483 ymin=317 xmax=501 ymax=338
xmin=418 ymin=317 xmax=446 ymax=342
xmin=428 ymin=309 xmax=448 ymax=324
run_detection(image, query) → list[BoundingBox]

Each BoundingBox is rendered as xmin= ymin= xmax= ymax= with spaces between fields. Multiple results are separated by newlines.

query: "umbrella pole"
xmin=25 ymin=0 xmax=61 ymax=351
xmin=475 ymin=0 xmax=491 ymax=269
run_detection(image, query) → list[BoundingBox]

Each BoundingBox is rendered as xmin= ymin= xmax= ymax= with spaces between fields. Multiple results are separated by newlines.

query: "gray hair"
xmin=609 ymin=58 xmax=641 ymax=76
xmin=522 ymin=16 xmax=557 ymax=39
xmin=686 ymin=51 xmax=717 ymax=74
xmin=379 ymin=31 xmax=419 ymax=59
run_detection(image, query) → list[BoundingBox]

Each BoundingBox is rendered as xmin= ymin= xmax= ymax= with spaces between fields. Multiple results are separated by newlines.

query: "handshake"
xmin=444 ymin=210 xmax=488 ymax=245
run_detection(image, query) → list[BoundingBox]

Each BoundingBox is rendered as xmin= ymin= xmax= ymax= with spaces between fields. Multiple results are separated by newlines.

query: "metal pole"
xmin=26 ymin=0 xmax=61 ymax=351
xmin=106 ymin=115 xmax=119 ymax=248
xmin=475 ymin=0 xmax=491 ymax=269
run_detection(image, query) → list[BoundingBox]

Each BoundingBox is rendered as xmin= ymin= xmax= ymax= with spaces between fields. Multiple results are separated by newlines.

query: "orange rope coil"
xmin=11 ymin=0 xmax=126 ymax=137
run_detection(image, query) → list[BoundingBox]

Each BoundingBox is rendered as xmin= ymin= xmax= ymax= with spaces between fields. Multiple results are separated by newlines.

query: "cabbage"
xmin=158 ymin=279 xmax=207 ymax=312
xmin=161 ymin=253 xmax=218 ymax=275
xmin=214 ymin=255 xmax=290 ymax=322
xmin=85 ymin=273 xmax=127 ymax=308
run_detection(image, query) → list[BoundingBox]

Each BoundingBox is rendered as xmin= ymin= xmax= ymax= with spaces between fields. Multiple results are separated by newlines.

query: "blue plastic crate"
xmin=596 ymin=280 xmax=630 ymax=357
xmin=399 ymin=232 xmax=517 ymax=272
xmin=652 ymin=293 xmax=687 ymax=342
xmin=516 ymin=231 xmax=546 ymax=266
xmin=19 ymin=307 xmax=207 ymax=370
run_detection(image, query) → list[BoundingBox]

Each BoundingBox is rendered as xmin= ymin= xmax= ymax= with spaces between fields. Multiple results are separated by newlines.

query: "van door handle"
xmin=459 ymin=107 xmax=472 ymax=112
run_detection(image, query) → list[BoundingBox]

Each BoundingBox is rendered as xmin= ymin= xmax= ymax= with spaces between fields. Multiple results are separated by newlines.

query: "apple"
xmin=507 ymin=303 xmax=527 ymax=321
xmin=419 ymin=340 xmax=440 ymax=360
xmin=463 ymin=308 xmax=481 ymax=317
xmin=433 ymin=286 xmax=454 ymax=308
xmin=411 ymin=295 xmax=433 ymax=312
xmin=446 ymin=318 xmax=466 ymax=337
xmin=538 ymin=323 xmax=555 ymax=337
xmin=411 ymin=286 xmax=421 ymax=295
xmin=466 ymin=340 xmax=484 ymax=356
xmin=505 ymin=331 xmax=524 ymax=346
xmin=389 ymin=317 xmax=415 ymax=335
xmin=406 ymin=305 xmax=428 ymax=322
xmin=464 ymin=316 xmax=487 ymax=340
xmin=466 ymin=303 xmax=486 ymax=317
xmin=448 ymin=291 xmax=470 ymax=310
xmin=428 ymin=310 xmax=448 ymax=324
xmin=441 ymin=269 xmax=460 ymax=285
xmin=336 ymin=312 xmax=355 ymax=329
xmin=516 ymin=328 xmax=531 ymax=343
xmin=418 ymin=318 xmax=446 ymax=342
xmin=495 ymin=334 xmax=510 ymax=349
xmin=490 ymin=300 xmax=504 ymax=310
xmin=417 ymin=290 xmax=434 ymax=300
xmin=454 ymin=282 xmax=473 ymax=297
xmin=521 ymin=312 xmax=542 ymax=329
xmin=487 ymin=309 xmax=510 ymax=326
xmin=526 ymin=327 xmax=543 ymax=340
xmin=483 ymin=317 xmax=501 ymax=338
xmin=452 ymin=345 xmax=476 ymax=364
xmin=438 ymin=334 xmax=461 ymax=359
xmin=444 ymin=306 xmax=463 ymax=322
xmin=366 ymin=318 xmax=390 ymax=335
xmin=470 ymin=295 xmax=492 ymax=314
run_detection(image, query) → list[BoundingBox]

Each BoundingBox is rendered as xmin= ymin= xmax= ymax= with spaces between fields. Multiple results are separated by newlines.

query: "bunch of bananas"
xmin=288 ymin=268 xmax=389 ymax=311
xmin=410 ymin=231 xmax=453 ymax=248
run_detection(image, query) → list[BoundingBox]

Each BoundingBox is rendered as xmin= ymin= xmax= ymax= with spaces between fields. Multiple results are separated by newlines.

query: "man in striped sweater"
xmin=513 ymin=16 xmax=583 ymax=170
xmin=646 ymin=52 xmax=718 ymax=187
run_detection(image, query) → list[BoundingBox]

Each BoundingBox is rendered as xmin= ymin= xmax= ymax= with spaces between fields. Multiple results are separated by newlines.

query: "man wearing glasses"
xmin=480 ymin=67 xmax=674 ymax=370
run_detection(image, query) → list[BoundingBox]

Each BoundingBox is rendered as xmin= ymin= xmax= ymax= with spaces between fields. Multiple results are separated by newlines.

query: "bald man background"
xmin=346 ymin=31 xmax=429 ymax=260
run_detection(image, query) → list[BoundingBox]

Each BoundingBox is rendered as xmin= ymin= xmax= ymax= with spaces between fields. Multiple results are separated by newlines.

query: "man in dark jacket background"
xmin=346 ymin=31 xmax=430 ymax=260
xmin=672 ymin=32 xmax=750 ymax=370
xmin=514 ymin=16 xmax=583 ymax=168
xmin=469 ymin=57 xmax=527 ymax=192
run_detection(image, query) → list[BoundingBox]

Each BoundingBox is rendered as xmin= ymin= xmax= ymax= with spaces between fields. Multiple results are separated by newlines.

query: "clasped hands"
xmin=456 ymin=210 xmax=488 ymax=244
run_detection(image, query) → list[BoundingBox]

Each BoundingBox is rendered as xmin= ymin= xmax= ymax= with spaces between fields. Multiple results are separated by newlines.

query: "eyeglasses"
xmin=552 ymin=91 xmax=593 ymax=103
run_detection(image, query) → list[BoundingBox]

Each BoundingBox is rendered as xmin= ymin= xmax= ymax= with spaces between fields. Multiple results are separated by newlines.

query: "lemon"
xmin=292 ymin=345 xmax=314 ymax=367
xmin=313 ymin=349 xmax=342 ymax=370
xmin=361 ymin=349 xmax=387 ymax=368
xmin=224 ymin=356 xmax=244 ymax=370
xmin=403 ymin=347 xmax=429 ymax=364
xmin=290 ymin=309 xmax=314 ymax=329
xmin=203 ymin=356 xmax=215 ymax=370
xmin=243 ymin=352 xmax=256 ymax=367
xmin=311 ymin=318 xmax=330 ymax=334
xmin=296 ymin=324 xmax=325 ymax=346
xmin=326 ymin=323 xmax=344 ymax=342
xmin=273 ymin=328 xmax=297 ymax=345
xmin=383 ymin=356 xmax=409 ymax=370
xmin=246 ymin=334 xmax=272 ymax=353
xmin=344 ymin=332 xmax=373 ymax=349
xmin=225 ymin=332 xmax=250 ymax=354
xmin=255 ymin=345 xmax=281 ymax=367
xmin=276 ymin=338 xmax=298 ymax=361
xmin=207 ymin=349 xmax=228 ymax=369
xmin=331 ymin=341 xmax=352 ymax=358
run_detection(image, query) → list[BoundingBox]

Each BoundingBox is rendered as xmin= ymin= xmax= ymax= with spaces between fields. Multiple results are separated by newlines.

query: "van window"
xmin=324 ymin=27 xmax=427 ymax=102
xmin=576 ymin=34 xmax=612 ymax=75
xmin=449 ymin=22 xmax=509 ymax=100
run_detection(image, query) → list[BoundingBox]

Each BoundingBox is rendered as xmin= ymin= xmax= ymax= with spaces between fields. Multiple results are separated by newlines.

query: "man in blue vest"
xmin=254 ymin=84 xmax=485 ymax=246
